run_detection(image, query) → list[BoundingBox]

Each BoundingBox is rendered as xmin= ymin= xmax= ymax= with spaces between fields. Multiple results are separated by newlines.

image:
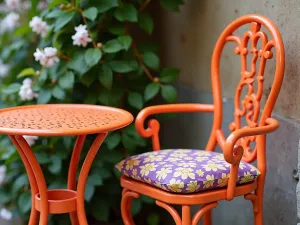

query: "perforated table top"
xmin=0 ymin=104 xmax=133 ymax=136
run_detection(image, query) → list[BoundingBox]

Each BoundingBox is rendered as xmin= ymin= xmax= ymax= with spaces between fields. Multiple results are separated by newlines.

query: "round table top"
xmin=0 ymin=104 xmax=133 ymax=136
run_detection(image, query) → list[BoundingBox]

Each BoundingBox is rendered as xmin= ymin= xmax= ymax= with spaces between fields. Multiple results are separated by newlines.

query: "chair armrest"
xmin=224 ymin=117 xmax=279 ymax=165
xmin=135 ymin=103 xmax=214 ymax=138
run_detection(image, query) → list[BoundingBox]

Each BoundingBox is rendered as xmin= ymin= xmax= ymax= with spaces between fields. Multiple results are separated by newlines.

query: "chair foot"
xmin=121 ymin=189 xmax=140 ymax=225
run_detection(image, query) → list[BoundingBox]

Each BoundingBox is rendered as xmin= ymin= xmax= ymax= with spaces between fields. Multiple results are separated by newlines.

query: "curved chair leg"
xmin=121 ymin=189 xmax=140 ymax=225
xmin=203 ymin=210 xmax=212 ymax=225
xmin=245 ymin=192 xmax=263 ymax=225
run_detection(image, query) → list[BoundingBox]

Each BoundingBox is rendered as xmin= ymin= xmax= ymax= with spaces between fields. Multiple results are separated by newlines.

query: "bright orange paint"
xmin=121 ymin=14 xmax=285 ymax=225
xmin=1 ymin=104 xmax=133 ymax=225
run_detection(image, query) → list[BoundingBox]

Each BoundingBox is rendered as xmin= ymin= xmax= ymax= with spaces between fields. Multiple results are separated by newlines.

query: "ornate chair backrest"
xmin=207 ymin=15 xmax=285 ymax=163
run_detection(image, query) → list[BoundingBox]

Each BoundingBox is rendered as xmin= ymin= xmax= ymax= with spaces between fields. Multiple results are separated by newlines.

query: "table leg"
xmin=13 ymin=135 xmax=49 ymax=225
xmin=68 ymin=135 xmax=86 ymax=225
xmin=9 ymin=136 xmax=39 ymax=225
xmin=76 ymin=133 xmax=107 ymax=225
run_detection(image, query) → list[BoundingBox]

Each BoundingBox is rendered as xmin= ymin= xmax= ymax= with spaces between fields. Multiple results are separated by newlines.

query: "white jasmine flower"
xmin=0 ymin=60 xmax=10 ymax=78
xmin=71 ymin=25 xmax=92 ymax=47
xmin=0 ymin=165 xmax=7 ymax=186
xmin=23 ymin=136 xmax=39 ymax=146
xmin=0 ymin=12 xmax=19 ymax=33
xmin=5 ymin=0 xmax=21 ymax=10
xmin=18 ymin=78 xmax=38 ymax=101
xmin=0 ymin=208 xmax=12 ymax=221
xmin=34 ymin=47 xmax=59 ymax=68
xmin=29 ymin=16 xmax=49 ymax=38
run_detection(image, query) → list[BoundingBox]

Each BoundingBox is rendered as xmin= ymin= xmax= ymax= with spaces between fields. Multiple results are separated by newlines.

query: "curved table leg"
xmin=9 ymin=136 xmax=39 ymax=225
xmin=76 ymin=133 xmax=107 ymax=225
xmin=67 ymin=135 xmax=86 ymax=225
xmin=14 ymin=135 xmax=49 ymax=225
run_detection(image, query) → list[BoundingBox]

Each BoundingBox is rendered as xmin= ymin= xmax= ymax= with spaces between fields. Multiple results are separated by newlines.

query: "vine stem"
xmin=132 ymin=46 xmax=154 ymax=81
xmin=77 ymin=8 xmax=97 ymax=48
xmin=139 ymin=0 xmax=152 ymax=12
xmin=125 ymin=23 xmax=155 ymax=82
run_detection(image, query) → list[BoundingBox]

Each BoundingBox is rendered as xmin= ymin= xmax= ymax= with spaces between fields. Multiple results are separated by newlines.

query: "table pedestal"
xmin=9 ymin=133 xmax=107 ymax=225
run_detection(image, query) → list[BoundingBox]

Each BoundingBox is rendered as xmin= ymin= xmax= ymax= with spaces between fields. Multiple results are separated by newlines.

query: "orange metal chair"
xmin=116 ymin=14 xmax=285 ymax=225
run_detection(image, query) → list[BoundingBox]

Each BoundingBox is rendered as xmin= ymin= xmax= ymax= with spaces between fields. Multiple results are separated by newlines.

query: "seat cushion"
xmin=116 ymin=149 xmax=260 ymax=194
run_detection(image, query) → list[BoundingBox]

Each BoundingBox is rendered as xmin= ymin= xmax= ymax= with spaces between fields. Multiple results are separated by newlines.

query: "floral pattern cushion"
xmin=116 ymin=149 xmax=260 ymax=194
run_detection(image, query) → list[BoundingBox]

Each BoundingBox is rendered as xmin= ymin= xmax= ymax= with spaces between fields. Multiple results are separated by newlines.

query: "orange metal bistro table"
xmin=0 ymin=104 xmax=133 ymax=225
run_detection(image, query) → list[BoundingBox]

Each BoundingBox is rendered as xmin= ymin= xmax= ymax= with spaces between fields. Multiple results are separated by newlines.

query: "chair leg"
xmin=182 ymin=205 xmax=191 ymax=225
xmin=245 ymin=192 xmax=264 ymax=225
xmin=254 ymin=195 xmax=264 ymax=225
xmin=121 ymin=189 xmax=140 ymax=225
xmin=203 ymin=210 xmax=212 ymax=225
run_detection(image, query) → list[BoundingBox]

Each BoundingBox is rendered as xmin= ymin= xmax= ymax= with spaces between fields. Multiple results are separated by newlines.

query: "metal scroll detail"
xmin=227 ymin=22 xmax=275 ymax=162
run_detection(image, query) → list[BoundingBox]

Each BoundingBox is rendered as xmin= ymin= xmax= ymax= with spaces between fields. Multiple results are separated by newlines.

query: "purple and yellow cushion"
xmin=116 ymin=149 xmax=260 ymax=194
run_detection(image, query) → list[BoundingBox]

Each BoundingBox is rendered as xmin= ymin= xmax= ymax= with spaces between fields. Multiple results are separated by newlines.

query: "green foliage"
xmin=0 ymin=0 xmax=183 ymax=224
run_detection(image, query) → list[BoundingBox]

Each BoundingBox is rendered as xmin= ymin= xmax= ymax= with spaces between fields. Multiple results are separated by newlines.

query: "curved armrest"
xmin=135 ymin=104 xmax=214 ymax=138
xmin=224 ymin=117 xmax=279 ymax=165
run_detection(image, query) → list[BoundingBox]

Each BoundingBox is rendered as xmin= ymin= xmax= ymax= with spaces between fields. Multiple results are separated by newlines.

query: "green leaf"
xmin=48 ymin=0 xmax=67 ymax=9
xmin=55 ymin=11 xmax=75 ymax=32
xmin=138 ymin=13 xmax=154 ymax=34
xmin=46 ymin=9 xmax=65 ymax=18
xmin=14 ymin=24 xmax=31 ymax=37
xmin=17 ymin=68 xmax=36 ymax=78
xmin=36 ymin=152 xmax=51 ymax=164
xmin=83 ymin=7 xmax=98 ymax=21
xmin=160 ymin=68 xmax=179 ymax=83
xmin=92 ymin=198 xmax=109 ymax=221
xmin=0 ymin=189 xmax=11 ymax=204
xmin=147 ymin=213 xmax=160 ymax=225
xmin=144 ymin=83 xmax=160 ymax=101
xmin=52 ymin=86 xmax=66 ymax=99
xmin=85 ymin=48 xmax=102 ymax=67
xmin=68 ymin=52 xmax=89 ymax=75
xmin=161 ymin=85 xmax=177 ymax=103
xmin=84 ymin=182 xmax=95 ymax=202
xmin=102 ymin=39 xmax=123 ymax=53
xmin=87 ymin=173 xmax=103 ymax=186
xmin=2 ymin=83 xmax=21 ymax=95
xmin=58 ymin=71 xmax=75 ymax=89
xmin=114 ymin=4 xmax=138 ymax=22
xmin=141 ymin=195 xmax=155 ymax=204
xmin=160 ymin=0 xmax=184 ymax=12
xmin=37 ymin=89 xmax=52 ymax=104
xmin=75 ymin=0 xmax=82 ymax=7
xmin=132 ymin=198 xmax=142 ymax=216
xmin=105 ymin=132 xmax=121 ymax=150
xmin=97 ymin=0 xmax=118 ymax=13
xmin=108 ymin=60 xmax=138 ymax=73
xmin=108 ymin=24 xmax=126 ymax=35
xmin=143 ymin=52 xmax=160 ymax=70
xmin=13 ymin=174 xmax=28 ymax=193
xmin=128 ymin=92 xmax=143 ymax=109
xmin=48 ymin=155 xmax=62 ymax=174
xmin=99 ymin=65 xmax=113 ymax=90
xmin=117 ymin=35 xmax=132 ymax=51
xmin=18 ymin=192 xmax=31 ymax=214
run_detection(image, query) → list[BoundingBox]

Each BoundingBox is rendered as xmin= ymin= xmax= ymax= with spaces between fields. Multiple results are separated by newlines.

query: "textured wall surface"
xmin=161 ymin=84 xmax=298 ymax=225
xmin=159 ymin=0 xmax=300 ymax=121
